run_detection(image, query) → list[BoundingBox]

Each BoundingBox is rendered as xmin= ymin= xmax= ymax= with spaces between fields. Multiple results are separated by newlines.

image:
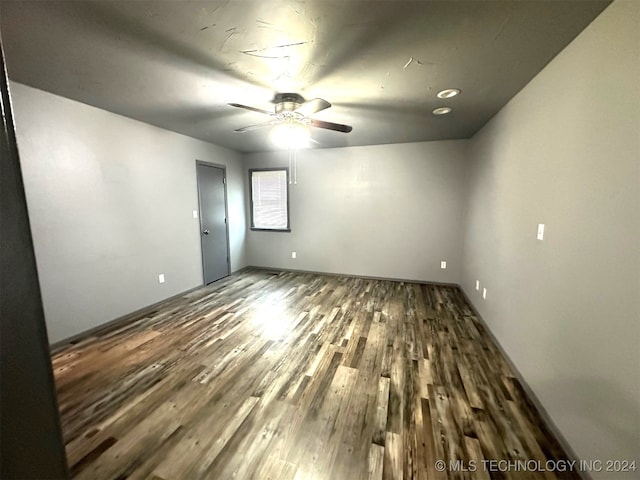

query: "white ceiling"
xmin=0 ymin=0 xmax=610 ymax=153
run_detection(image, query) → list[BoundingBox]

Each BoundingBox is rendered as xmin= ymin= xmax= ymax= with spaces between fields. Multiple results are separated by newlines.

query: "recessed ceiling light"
xmin=437 ymin=88 xmax=461 ymax=99
xmin=432 ymin=107 xmax=452 ymax=115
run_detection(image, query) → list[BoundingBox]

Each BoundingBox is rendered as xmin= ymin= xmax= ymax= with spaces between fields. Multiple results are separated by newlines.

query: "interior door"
xmin=196 ymin=163 xmax=230 ymax=284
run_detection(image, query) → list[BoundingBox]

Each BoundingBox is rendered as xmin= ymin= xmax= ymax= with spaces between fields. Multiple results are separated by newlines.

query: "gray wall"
xmin=11 ymin=82 xmax=247 ymax=343
xmin=244 ymin=141 xmax=468 ymax=284
xmin=461 ymin=0 xmax=639 ymax=474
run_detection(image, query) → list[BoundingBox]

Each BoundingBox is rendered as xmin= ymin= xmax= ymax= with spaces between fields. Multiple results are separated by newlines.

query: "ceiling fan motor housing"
xmin=274 ymin=93 xmax=305 ymax=114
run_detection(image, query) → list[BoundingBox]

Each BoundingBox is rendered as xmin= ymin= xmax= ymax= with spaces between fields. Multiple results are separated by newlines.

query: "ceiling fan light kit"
xmin=270 ymin=123 xmax=311 ymax=150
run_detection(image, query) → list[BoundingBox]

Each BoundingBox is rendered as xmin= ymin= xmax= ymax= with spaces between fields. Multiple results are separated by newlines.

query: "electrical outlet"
xmin=537 ymin=223 xmax=545 ymax=240
xmin=476 ymin=280 xmax=480 ymax=290
xmin=291 ymin=251 xmax=297 ymax=259
xmin=158 ymin=273 xmax=165 ymax=284
xmin=441 ymin=261 xmax=447 ymax=269
xmin=482 ymin=288 xmax=487 ymax=299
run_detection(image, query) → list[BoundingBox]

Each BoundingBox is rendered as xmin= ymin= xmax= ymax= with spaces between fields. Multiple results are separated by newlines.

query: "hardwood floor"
xmin=52 ymin=269 xmax=578 ymax=480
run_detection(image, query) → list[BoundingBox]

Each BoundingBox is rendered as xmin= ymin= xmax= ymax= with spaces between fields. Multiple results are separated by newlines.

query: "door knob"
xmin=203 ymin=229 xmax=210 ymax=235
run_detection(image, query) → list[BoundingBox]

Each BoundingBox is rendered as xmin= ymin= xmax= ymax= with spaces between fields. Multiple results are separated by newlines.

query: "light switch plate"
xmin=441 ymin=261 xmax=447 ymax=269
xmin=537 ymin=223 xmax=545 ymax=240
xmin=158 ymin=273 xmax=165 ymax=284
xmin=476 ymin=280 xmax=480 ymax=290
xmin=482 ymin=288 xmax=487 ymax=299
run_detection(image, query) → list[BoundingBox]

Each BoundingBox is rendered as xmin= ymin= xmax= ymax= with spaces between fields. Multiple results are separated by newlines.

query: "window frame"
xmin=249 ymin=167 xmax=291 ymax=232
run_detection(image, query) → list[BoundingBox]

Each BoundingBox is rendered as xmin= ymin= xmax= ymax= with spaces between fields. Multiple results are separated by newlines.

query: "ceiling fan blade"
xmin=295 ymin=98 xmax=331 ymax=116
xmin=228 ymin=103 xmax=274 ymax=116
xmin=309 ymin=119 xmax=353 ymax=133
xmin=234 ymin=120 xmax=281 ymax=133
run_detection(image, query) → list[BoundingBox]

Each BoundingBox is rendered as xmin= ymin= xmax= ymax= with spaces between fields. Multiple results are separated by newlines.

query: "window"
xmin=249 ymin=168 xmax=290 ymax=231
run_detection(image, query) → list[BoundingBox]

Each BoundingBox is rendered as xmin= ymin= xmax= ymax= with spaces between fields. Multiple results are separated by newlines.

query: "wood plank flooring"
xmin=52 ymin=269 xmax=578 ymax=480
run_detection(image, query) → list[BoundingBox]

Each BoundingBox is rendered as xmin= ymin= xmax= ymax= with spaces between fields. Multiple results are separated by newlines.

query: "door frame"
xmin=195 ymin=160 xmax=231 ymax=285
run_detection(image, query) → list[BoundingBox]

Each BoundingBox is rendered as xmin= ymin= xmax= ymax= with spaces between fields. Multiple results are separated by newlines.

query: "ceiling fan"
xmin=228 ymin=93 xmax=353 ymax=134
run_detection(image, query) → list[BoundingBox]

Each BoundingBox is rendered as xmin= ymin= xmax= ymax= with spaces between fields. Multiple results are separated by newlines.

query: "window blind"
xmin=251 ymin=169 xmax=289 ymax=230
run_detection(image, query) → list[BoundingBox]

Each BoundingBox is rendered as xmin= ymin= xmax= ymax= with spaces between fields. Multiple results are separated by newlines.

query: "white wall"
xmin=244 ymin=141 xmax=468 ymax=284
xmin=461 ymin=1 xmax=639 ymax=474
xmin=11 ymin=82 xmax=247 ymax=343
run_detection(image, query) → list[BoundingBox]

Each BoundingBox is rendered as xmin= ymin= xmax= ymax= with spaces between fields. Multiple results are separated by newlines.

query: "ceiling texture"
xmin=0 ymin=0 xmax=610 ymax=153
